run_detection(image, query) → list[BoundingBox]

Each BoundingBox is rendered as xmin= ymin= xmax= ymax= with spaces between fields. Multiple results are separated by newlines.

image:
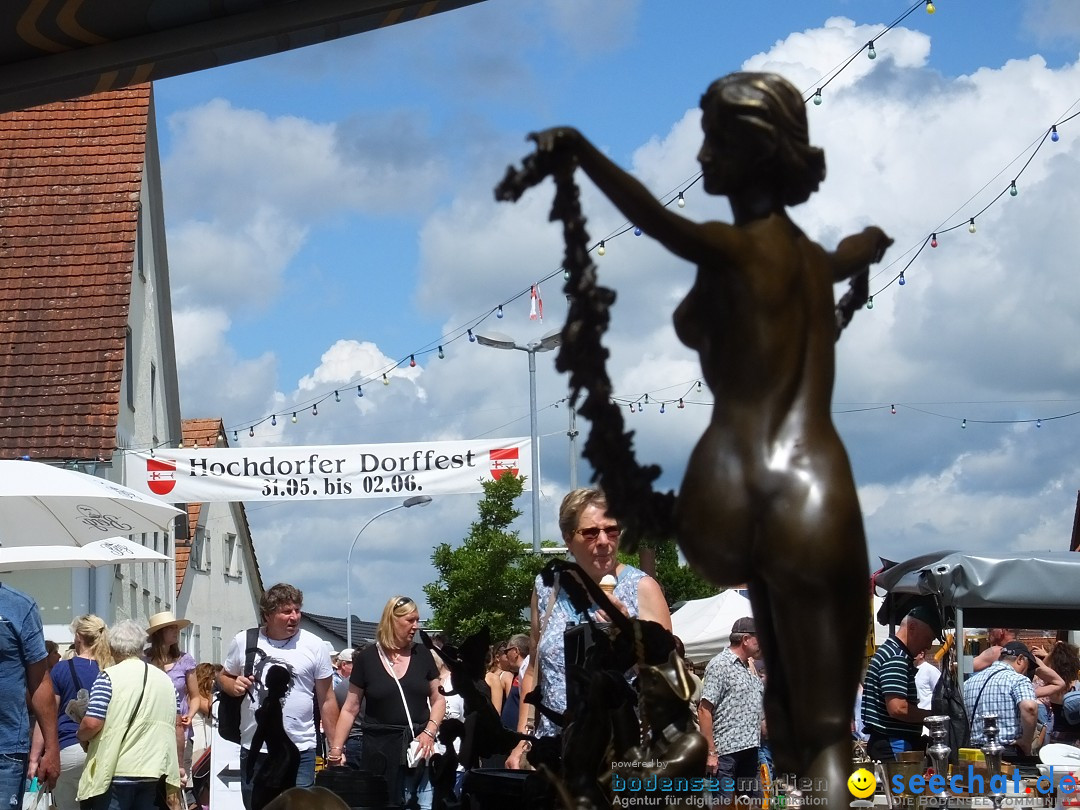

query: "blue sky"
xmin=151 ymin=0 xmax=1080 ymax=622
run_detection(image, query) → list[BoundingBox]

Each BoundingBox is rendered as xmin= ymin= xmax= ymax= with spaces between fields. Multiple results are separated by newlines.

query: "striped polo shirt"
xmin=862 ymin=636 xmax=922 ymax=739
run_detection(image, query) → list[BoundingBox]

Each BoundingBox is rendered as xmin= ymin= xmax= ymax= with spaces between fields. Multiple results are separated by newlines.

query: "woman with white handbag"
xmin=330 ymin=596 xmax=445 ymax=809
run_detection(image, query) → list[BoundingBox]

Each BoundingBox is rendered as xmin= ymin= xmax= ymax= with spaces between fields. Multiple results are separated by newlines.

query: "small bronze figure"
xmin=508 ymin=72 xmax=891 ymax=806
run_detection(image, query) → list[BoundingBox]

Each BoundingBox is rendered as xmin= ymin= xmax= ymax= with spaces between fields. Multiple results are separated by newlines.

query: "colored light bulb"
xmin=468 ymin=329 xmax=476 ymax=342
xmin=961 ymin=419 xmax=967 ymax=429
xmin=677 ymin=192 xmax=686 ymax=208
xmin=249 ymin=426 xmax=254 ymax=437
xmin=334 ymin=390 xmax=340 ymax=402
xmin=233 ymin=430 xmax=238 ymax=442
xmin=868 ymin=41 xmax=877 ymax=60
xmin=866 ymin=296 xmax=874 ymax=310
xmin=931 ymin=233 xmax=938 ymax=248
xmin=890 ymin=405 xmax=896 ymax=415
xmin=634 ymin=226 xmax=642 ymax=236
xmin=383 ymin=373 xmax=390 ymax=385
xmin=597 ymin=240 xmax=606 ymax=256
xmin=563 ymin=268 xmax=571 ymax=281
xmin=660 ymin=403 xmax=666 ymax=413
xmin=1051 ymin=125 xmax=1059 ymax=143
xmin=1036 ymin=419 xmax=1042 ymax=428
xmin=968 ymin=218 xmax=976 ymax=234
xmin=813 ymin=89 xmax=822 ymax=106
xmin=678 ymin=399 xmax=685 ymax=409
xmin=438 ymin=346 xmax=444 ymax=359
xmin=271 ymin=414 xmax=277 ymax=426
xmin=291 ymin=412 xmax=297 ymax=423
xmin=409 ymin=355 xmax=416 ymax=368
xmin=1009 ymin=181 xmax=1017 ymax=197
xmin=357 ymin=385 xmax=363 ymax=398
xmin=312 ymin=404 xmax=318 ymax=416
xmin=496 ymin=305 xmax=504 ymax=319
xmin=898 ymin=272 xmax=906 ymax=286
xmin=926 ymin=0 xmax=935 ymax=13
xmin=628 ymin=403 xmax=635 ymax=413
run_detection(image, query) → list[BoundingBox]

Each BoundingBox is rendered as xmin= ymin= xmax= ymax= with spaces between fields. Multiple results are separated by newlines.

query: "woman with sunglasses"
xmin=330 ymin=595 xmax=445 ymax=810
xmin=506 ymin=488 xmax=671 ymax=769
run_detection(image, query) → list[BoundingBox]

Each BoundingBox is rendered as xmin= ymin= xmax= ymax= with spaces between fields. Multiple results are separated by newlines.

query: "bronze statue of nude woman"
xmin=526 ymin=72 xmax=892 ymax=805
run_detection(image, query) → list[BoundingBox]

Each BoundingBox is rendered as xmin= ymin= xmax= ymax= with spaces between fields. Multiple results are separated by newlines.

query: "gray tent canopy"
xmin=874 ymin=550 xmax=1080 ymax=684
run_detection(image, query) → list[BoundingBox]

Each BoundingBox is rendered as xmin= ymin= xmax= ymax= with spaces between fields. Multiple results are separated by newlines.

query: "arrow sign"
xmin=217 ymin=765 xmax=241 ymax=786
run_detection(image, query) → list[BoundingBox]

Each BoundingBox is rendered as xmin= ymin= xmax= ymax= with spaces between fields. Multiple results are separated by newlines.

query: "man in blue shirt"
xmin=0 ymin=583 xmax=60 ymax=808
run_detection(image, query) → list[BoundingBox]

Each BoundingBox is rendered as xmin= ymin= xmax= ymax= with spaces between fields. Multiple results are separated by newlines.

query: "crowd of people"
xmin=861 ymin=611 xmax=1080 ymax=771
xmin=7 ymin=491 xmax=1080 ymax=810
xmin=1 ymin=597 xmax=206 ymax=810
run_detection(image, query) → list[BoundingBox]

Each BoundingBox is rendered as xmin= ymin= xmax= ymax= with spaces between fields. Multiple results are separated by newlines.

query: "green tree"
xmin=424 ymin=474 xmax=548 ymax=643
xmin=619 ymin=539 xmax=719 ymax=606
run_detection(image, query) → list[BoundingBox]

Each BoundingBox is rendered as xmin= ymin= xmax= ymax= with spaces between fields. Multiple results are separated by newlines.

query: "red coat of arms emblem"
xmin=489 ymin=448 xmax=519 ymax=480
xmin=146 ymin=458 xmax=177 ymax=495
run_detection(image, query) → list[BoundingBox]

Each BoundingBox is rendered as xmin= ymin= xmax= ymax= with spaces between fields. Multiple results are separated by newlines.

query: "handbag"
xmin=217 ymin=627 xmax=260 ymax=743
xmin=376 ymin=644 xmax=425 ymax=768
xmin=525 ymin=578 xmax=561 ymax=734
xmin=23 ymin=787 xmax=56 ymax=810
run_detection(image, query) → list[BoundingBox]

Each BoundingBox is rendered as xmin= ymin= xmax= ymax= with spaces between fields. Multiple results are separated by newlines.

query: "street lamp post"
xmin=475 ymin=328 xmax=561 ymax=553
xmin=346 ymin=494 xmax=432 ymax=649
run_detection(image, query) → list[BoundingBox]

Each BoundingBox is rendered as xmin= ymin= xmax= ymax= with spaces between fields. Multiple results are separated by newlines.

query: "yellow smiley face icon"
xmin=848 ymin=768 xmax=877 ymax=799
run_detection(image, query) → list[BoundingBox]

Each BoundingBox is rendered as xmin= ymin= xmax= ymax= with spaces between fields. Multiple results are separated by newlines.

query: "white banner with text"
xmin=123 ymin=438 xmax=531 ymax=502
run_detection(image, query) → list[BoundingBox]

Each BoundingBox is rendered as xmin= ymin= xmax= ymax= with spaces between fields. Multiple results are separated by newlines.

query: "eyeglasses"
xmin=395 ymin=597 xmax=413 ymax=609
xmin=575 ymin=526 xmax=621 ymax=541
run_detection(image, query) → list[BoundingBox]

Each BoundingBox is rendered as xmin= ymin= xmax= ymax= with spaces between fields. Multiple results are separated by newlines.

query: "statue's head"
xmin=700 ymin=72 xmax=825 ymax=206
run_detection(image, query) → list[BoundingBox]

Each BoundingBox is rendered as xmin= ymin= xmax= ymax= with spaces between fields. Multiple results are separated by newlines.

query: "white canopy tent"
xmin=670 ymin=589 xmax=754 ymax=663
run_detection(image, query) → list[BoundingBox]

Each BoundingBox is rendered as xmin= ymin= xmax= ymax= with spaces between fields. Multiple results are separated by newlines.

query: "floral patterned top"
xmin=700 ymin=648 xmax=763 ymax=755
xmin=533 ymin=565 xmax=646 ymax=738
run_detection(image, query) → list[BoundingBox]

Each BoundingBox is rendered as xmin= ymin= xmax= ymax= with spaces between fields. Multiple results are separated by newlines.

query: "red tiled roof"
xmin=0 ymin=85 xmax=150 ymax=461
xmin=178 ymin=418 xmax=263 ymax=598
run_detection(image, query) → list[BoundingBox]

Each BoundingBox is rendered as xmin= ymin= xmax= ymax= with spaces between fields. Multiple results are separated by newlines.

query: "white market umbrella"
xmin=0 ymin=460 xmax=183 ymax=547
xmin=0 ymin=537 xmax=171 ymax=571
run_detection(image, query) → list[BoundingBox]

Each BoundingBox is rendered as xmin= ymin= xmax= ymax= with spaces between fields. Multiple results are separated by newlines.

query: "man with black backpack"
xmin=218 ymin=584 xmax=338 ymax=810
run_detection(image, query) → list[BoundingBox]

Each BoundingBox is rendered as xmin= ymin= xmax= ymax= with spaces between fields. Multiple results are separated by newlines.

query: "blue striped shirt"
xmin=86 ymin=670 xmax=180 ymax=720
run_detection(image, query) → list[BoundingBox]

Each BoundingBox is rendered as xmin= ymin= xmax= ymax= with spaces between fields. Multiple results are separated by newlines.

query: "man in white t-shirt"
xmin=914 ymin=650 xmax=941 ymax=736
xmin=219 ymin=583 xmax=339 ymax=810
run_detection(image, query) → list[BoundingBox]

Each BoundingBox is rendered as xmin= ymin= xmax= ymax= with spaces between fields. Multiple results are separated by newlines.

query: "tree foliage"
xmin=619 ymin=539 xmax=720 ymax=606
xmin=423 ymin=474 xmax=547 ymax=643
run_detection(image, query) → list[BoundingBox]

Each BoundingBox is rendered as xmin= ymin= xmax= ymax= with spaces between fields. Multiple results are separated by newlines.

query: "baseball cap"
xmin=338 ymin=647 xmax=355 ymax=662
xmin=731 ymin=617 xmax=756 ymax=635
xmin=1001 ymin=641 xmax=1038 ymax=672
xmin=905 ymin=605 xmax=944 ymax=640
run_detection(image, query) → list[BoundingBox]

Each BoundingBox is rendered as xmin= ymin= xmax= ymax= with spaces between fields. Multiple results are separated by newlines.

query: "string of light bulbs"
xmin=203 ymin=0 xmax=1072 ymax=444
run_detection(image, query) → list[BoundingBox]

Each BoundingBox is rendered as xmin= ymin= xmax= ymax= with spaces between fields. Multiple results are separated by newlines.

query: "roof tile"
xmin=0 ymin=85 xmax=150 ymax=461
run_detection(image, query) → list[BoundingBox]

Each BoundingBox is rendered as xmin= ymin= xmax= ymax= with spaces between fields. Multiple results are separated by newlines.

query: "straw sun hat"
xmin=146 ymin=610 xmax=191 ymax=635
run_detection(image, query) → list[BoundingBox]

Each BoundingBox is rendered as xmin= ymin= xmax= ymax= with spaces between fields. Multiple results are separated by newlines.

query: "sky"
xmin=149 ymin=0 xmax=1080 ymax=624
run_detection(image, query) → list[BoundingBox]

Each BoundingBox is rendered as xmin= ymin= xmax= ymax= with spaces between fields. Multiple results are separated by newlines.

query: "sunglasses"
xmin=576 ymin=526 xmax=622 ymax=541
xmin=395 ymin=597 xmax=414 ymax=609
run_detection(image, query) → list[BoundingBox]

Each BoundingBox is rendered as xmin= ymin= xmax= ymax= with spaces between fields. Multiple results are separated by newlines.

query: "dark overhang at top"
xmin=0 ymin=0 xmax=485 ymax=113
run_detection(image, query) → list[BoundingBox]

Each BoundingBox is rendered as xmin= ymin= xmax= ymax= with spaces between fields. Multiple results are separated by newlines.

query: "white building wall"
xmin=176 ymin=501 xmax=262 ymax=664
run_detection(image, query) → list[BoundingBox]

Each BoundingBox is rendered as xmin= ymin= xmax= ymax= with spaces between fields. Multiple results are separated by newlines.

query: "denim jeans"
xmin=344 ymin=738 xmax=363 ymax=771
xmin=0 ymin=752 xmax=29 ymax=810
xmin=238 ymin=747 xmax=315 ymax=810
xmin=402 ymin=763 xmax=433 ymax=810
xmin=79 ymin=778 xmax=158 ymax=810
